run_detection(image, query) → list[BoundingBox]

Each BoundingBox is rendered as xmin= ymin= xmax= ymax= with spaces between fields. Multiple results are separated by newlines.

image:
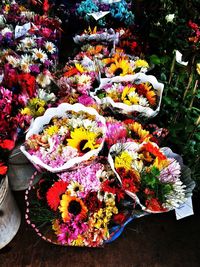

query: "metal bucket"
xmin=8 ymin=142 xmax=39 ymax=191
xmin=0 ymin=176 xmax=21 ymax=249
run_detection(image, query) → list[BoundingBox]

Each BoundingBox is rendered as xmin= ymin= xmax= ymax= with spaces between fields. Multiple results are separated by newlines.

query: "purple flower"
xmin=29 ymin=65 xmax=40 ymax=74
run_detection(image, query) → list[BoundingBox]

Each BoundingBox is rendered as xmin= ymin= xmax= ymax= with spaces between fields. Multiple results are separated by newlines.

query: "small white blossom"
xmin=165 ymin=14 xmax=175 ymax=23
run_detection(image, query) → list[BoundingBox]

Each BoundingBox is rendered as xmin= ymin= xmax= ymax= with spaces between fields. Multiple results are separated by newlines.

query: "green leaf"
xmin=149 ymin=54 xmax=161 ymax=65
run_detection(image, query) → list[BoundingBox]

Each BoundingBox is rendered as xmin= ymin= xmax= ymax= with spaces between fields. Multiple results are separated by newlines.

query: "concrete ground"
xmin=0 ymin=191 xmax=200 ymax=267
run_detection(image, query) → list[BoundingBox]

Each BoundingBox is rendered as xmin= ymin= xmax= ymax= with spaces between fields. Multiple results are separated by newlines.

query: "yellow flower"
xmin=109 ymin=59 xmax=132 ymax=76
xmin=21 ymin=107 xmax=32 ymax=116
xmin=72 ymin=235 xmax=85 ymax=246
xmin=67 ymin=128 xmax=100 ymax=153
xmin=114 ymin=151 xmax=133 ymax=170
xmin=44 ymin=125 xmax=59 ymax=136
xmin=52 ymin=219 xmax=61 ymax=235
xmin=75 ymin=63 xmax=85 ymax=73
xmin=135 ymin=59 xmax=149 ymax=69
xmin=153 ymin=158 xmax=169 ymax=170
xmin=196 ymin=63 xmax=200 ymax=75
xmin=129 ymin=122 xmax=150 ymax=141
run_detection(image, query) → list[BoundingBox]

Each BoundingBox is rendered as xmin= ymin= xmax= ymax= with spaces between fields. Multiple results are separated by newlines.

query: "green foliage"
xmin=134 ymin=0 xmax=200 ymax=189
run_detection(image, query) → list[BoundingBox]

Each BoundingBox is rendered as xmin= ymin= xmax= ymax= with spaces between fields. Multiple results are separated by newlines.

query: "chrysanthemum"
xmin=67 ymin=128 xmax=100 ymax=153
xmin=32 ymin=48 xmax=48 ymax=63
xmin=45 ymin=41 xmax=56 ymax=54
xmin=59 ymin=194 xmax=88 ymax=222
xmin=108 ymin=59 xmax=132 ymax=77
xmin=46 ymin=181 xmax=68 ymax=211
xmin=159 ymin=158 xmax=181 ymax=183
xmin=163 ymin=180 xmax=186 ymax=209
xmin=36 ymin=72 xmax=51 ymax=88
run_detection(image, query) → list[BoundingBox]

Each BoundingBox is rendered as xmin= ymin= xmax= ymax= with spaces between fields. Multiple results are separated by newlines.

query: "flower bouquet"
xmin=21 ymin=103 xmax=106 ymax=172
xmin=96 ymin=47 xmax=149 ymax=78
xmin=108 ymin=141 xmax=195 ymax=213
xmin=91 ymin=73 xmax=164 ymax=117
xmin=25 ymin=158 xmax=145 ymax=247
xmin=75 ymin=0 xmax=134 ymax=28
xmin=57 ymin=55 xmax=99 ymax=104
xmin=105 ymin=117 xmax=169 ymax=149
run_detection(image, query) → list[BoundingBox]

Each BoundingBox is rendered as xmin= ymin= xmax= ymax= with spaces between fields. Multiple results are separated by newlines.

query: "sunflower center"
xmin=114 ymin=68 xmax=123 ymax=76
xmin=74 ymin=186 xmax=80 ymax=192
xmin=79 ymin=140 xmax=91 ymax=153
xmin=68 ymin=200 xmax=82 ymax=216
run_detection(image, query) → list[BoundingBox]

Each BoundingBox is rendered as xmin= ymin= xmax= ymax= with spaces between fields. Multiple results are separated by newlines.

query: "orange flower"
xmin=142 ymin=143 xmax=167 ymax=161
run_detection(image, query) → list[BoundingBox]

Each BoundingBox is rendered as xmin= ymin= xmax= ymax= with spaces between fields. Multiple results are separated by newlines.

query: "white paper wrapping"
xmin=91 ymin=73 xmax=164 ymax=118
xmin=20 ymin=103 xmax=107 ymax=173
xmin=73 ymin=28 xmax=119 ymax=44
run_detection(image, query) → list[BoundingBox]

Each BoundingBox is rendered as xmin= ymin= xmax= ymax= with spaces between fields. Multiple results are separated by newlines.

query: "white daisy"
xmin=16 ymin=43 xmax=24 ymax=51
xmin=32 ymin=48 xmax=48 ymax=63
xmin=20 ymin=54 xmax=33 ymax=73
xmin=6 ymin=55 xmax=19 ymax=68
xmin=21 ymin=37 xmax=36 ymax=49
xmin=36 ymin=72 xmax=52 ymax=88
xmin=139 ymin=96 xmax=149 ymax=107
xmin=45 ymin=41 xmax=56 ymax=54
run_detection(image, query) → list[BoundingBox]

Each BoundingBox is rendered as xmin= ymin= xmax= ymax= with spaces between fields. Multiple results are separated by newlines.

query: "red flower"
xmin=145 ymin=198 xmax=166 ymax=212
xmin=101 ymin=179 xmax=117 ymax=194
xmin=46 ymin=181 xmax=68 ymax=211
xmin=0 ymin=162 xmax=7 ymax=176
xmin=123 ymin=119 xmax=135 ymax=125
xmin=116 ymin=168 xmax=140 ymax=183
xmin=144 ymin=188 xmax=155 ymax=196
xmin=18 ymin=73 xmax=36 ymax=98
xmin=113 ymin=213 xmax=126 ymax=225
xmin=0 ymin=139 xmax=15 ymax=150
xmin=84 ymin=191 xmax=102 ymax=213
xmin=122 ymin=178 xmax=139 ymax=193
xmin=43 ymin=0 xmax=50 ymax=13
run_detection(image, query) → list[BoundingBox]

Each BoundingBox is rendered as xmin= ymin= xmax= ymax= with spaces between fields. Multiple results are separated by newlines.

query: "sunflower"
xmin=128 ymin=122 xmax=150 ymax=142
xmin=108 ymin=59 xmax=132 ymax=76
xmin=59 ymin=194 xmax=88 ymax=222
xmin=46 ymin=181 xmax=68 ymax=211
xmin=136 ymin=83 xmax=157 ymax=106
xmin=114 ymin=151 xmax=133 ymax=170
xmin=67 ymin=128 xmax=100 ymax=153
